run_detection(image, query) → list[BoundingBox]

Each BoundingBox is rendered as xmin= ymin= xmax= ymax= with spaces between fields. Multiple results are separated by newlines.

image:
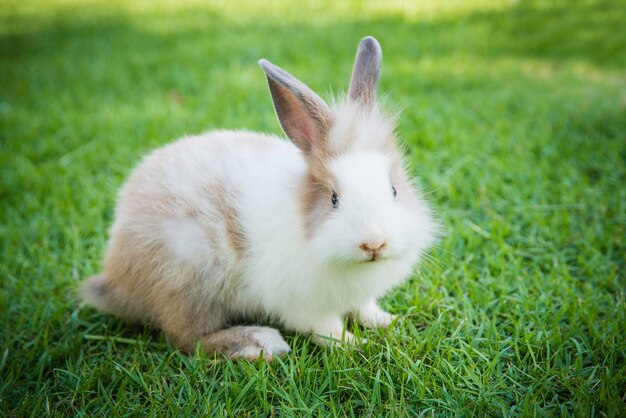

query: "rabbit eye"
xmin=392 ymin=185 xmax=397 ymax=198
xmin=331 ymin=191 xmax=339 ymax=208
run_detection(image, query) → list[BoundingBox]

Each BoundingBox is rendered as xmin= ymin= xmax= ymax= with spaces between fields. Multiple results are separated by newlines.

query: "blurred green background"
xmin=1 ymin=0 xmax=624 ymax=415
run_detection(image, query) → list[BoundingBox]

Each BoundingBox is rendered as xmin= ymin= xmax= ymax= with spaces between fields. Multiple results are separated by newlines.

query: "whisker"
xmin=432 ymin=245 xmax=459 ymax=259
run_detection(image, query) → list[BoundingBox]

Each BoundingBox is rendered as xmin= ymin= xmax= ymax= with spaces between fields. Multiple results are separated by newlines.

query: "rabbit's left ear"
xmin=259 ymin=59 xmax=333 ymax=155
xmin=348 ymin=36 xmax=382 ymax=107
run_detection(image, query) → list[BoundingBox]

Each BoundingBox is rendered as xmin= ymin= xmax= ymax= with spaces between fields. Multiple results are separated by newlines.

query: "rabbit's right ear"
xmin=348 ymin=36 xmax=382 ymax=107
xmin=259 ymin=59 xmax=333 ymax=154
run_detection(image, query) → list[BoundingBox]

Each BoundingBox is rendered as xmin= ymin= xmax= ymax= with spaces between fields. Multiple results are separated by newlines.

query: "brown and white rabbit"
xmin=82 ymin=36 xmax=436 ymax=360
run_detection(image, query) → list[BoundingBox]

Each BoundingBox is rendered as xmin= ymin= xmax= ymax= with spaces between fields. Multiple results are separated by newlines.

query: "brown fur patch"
xmin=202 ymin=327 xmax=259 ymax=357
xmin=200 ymin=181 xmax=246 ymax=257
xmin=201 ymin=326 xmax=286 ymax=360
xmin=214 ymin=183 xmax=246 ymax=257
xmin=300 ymin=170 xmax=332 ymax=237
xmin=299 ymin=138 xmax=340 ymax=237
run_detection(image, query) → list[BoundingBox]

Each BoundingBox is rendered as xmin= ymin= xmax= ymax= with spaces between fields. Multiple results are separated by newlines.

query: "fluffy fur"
xmin=82 ymin=36 xmax=436 ymax=359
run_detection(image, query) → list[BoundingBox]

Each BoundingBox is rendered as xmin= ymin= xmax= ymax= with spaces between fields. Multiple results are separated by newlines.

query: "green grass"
xmin=1 ymin=0 xmax=625 ymax=415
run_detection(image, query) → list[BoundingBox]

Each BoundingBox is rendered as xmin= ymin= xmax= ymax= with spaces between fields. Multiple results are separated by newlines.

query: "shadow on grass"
xmin=1 ymin=0 xmax=624 ymax=90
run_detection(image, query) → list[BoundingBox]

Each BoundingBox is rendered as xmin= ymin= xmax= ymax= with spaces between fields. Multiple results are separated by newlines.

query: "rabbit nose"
xmin=359 ymin=242 xmax=386 ymax=252
xmin=359 ymin=241 xmax=387 ymax=261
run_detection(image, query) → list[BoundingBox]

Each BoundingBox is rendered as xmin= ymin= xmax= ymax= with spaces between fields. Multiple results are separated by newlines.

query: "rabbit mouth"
xmin=366 ymin=253 xmax=381 ymax=262
xmin=361 ymin=251 xmax=392 ymax=263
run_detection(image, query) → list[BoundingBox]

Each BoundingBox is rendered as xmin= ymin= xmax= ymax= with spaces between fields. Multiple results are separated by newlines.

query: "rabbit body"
xmin=83 ymin=37 xmax=435 ymax=359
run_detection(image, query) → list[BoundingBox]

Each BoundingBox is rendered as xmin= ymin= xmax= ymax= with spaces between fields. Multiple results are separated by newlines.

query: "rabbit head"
xmin=259 ymin=36 xmax=435 ymax=267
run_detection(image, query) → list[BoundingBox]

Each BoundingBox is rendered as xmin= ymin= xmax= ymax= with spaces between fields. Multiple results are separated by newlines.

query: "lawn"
xmin=1 ymin=0 xmax=625 ymax=415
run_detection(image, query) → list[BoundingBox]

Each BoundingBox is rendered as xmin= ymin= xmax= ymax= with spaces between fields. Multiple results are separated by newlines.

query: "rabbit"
xmin=82 ymin=36 xmax=436 ymax=360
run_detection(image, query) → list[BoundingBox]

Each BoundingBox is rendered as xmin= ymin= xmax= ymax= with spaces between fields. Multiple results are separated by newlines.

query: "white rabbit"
xmin=82 ymin=36 xmax=436 ymax=360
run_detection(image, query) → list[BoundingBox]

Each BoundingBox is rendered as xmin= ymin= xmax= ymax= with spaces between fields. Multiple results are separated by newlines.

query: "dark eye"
xmin=331 ymin=191 xmax=339 ymax=208
xmin=392 ymin=185 xmax=397 ymax=198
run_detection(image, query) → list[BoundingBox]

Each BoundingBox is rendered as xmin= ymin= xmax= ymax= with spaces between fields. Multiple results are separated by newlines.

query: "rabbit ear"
xmin=348 ymin=36 xmax=382 ymax=106
xmin=259 ymin=59 xmax=333 ymax=154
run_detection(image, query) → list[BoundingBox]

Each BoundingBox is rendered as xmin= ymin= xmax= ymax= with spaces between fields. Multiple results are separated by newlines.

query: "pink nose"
xmin=359 ymin=241 xmax=387 ymax=261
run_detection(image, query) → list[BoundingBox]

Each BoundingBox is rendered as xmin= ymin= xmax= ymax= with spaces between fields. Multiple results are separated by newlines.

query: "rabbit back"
xmin=86 ymin=130 xmax=299 ymax=334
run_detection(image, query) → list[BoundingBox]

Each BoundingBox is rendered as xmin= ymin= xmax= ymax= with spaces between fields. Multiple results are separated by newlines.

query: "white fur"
xmin=329 ymin=101 xmax=397 ymax=152
xmin=236 ymin=146 xmax=414 ymax=329
xmin=357 ymin=299 xmax=398 ymax=328
xmin=99 ymin=119 xmax=434 ymax=346
xmin=225 ymin=117 xmax=431 ymax=340
xmin=225 ymin=107 xmax=434 ymax=340
xmin=161 ymin=218 xmax=208 ymax=262
xmin=90 ymin=37 xmax=437 ymax=352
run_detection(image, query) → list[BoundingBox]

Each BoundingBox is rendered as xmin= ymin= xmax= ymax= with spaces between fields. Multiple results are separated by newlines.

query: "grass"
xmin=1 ymin=0 xmax=625 ymax=415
